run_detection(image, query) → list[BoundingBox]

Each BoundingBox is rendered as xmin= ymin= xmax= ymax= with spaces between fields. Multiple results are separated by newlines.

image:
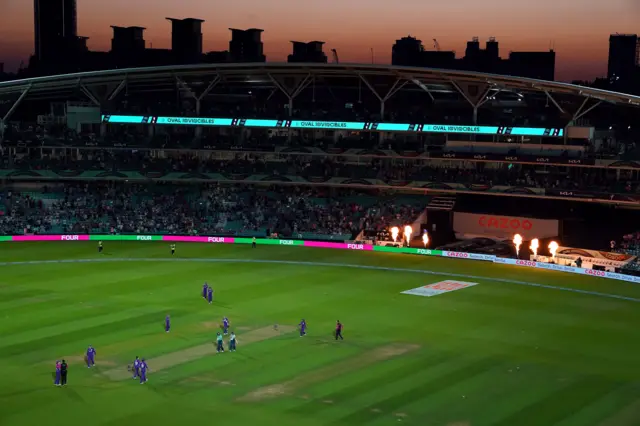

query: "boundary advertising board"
xmin=1 ymin=234 xmax=639 ymax=284
xmin=453 ymin=212 xmax=559 ymax=240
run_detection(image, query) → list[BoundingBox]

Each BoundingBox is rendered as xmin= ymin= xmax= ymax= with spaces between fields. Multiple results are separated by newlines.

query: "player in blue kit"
xmin=207 ymin=286 xmax=213 ymax=304
xmin=202 ymin=282 xmax=208 ymax=299
xmin=54 ymin=360 xmax=61 ymax=386
xmin=140 ymin=359 xmax=148 ymax=384
xmin=86 ymin=345 xmax=96 ymax=367
xmin=299 ymin=319 xmax=307 ymax=336
xmin=165 ymin=315 xmax=171 ymax=333
xmin=132 ymin=356 xmax=141 ymax=379
xmin=222 ymin=317 xmax=229 ymax=335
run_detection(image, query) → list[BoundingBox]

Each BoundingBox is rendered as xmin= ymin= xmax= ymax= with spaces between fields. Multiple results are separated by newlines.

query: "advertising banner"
xmin=101 ymin=115 xmax=563 ymax=137
xmin=554 ymin=247 xmax=636 ymax=268
xmin=453 ymin=212 xmax=559 ymax=240
xmin=2 ymin=233 xmax=640 ymax=284
xmin=431 ymin=152 xmax=594 ymax=166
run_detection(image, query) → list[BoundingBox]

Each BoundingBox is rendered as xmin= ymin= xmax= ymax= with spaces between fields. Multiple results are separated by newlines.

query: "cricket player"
xmin=252 ymin=236 xmax=256 ymax=248
xmin=335 ymin=320 xmax=344 ymax=340
xmin=54 ymin=360 xmax=61 ymax=386
xmin=140 ymin=359 xmax=148 ymax=384
xmin=60 ymin=360 xmax=68 ymax=386
xmin=299 ymin=319 xmax=307 ymax=337
xmin=216 ymin=332 xmax=224 ymax=353
xmin=98 ymin=241 xmax=103 ymax=253
xmin=86 ymin=345 xmax=96 ymax=367
xmin=207 ymin=286 xmax=213 ymax=304
xmin=229 ymin=332 xmax=237 ymax=352
xmin=132 ymin=356 xmax=141 ymax=379
xmin=222 ymin=317 xmax=229 ymax=335
xmin=202 ymin=282 xmax=208 ymax=299
xmin=165 ymin=315 xmax=171 ymax=333
xmin=170 ymin=244 xmax=176 ymax=255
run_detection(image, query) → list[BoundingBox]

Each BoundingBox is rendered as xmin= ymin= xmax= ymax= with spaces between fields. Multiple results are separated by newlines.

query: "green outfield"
xmin=0 ymin=242 xmax=639 ymax=426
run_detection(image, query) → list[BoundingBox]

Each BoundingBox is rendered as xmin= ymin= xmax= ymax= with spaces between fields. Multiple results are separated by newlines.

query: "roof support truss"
xmin=450 ymin=81 xmax=493 ymax=124
xmin=408 ymin=77 xmax=435 ymax=101
xmin=357 ymin=74 xmax=407 ymax=118
xmin=543 ymin=90 xmax=566 ymax=115
xmin=175 ymin=74 xmax=221 ymax=102
xmin=572 ymin=98 xmax=602 ymax=122
xmin=0 ymin=83 xmax=31 ymax=147
xmin=79 ymin=82 xmax=100 ymax=106
xmin=107 ymin=77 xmax=128 ymax=102
xmin=267 ymin=73 xmax=312 ymax=99
xmin=2 ymin=83 xmax=32 ymax=124
xmin=267 ymin=73 xmax=313 ymax=116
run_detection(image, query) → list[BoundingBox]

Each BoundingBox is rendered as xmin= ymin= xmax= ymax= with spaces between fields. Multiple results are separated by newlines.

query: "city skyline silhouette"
xmin=1 ymin=0 xmax=639 ymax=81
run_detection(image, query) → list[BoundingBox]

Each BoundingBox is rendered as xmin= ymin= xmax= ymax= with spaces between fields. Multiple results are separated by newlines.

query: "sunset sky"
xmin=1 ymin=0 xmax=639 ymax=81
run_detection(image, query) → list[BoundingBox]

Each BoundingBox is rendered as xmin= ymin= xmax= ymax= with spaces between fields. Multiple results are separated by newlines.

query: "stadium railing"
xmin=2 ymin=234 xmax=640 ymax=285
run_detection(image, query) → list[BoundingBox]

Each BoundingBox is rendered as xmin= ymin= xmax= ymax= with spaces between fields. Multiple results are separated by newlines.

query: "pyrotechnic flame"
xmin=391 ymin=227 xmax=399 ymax=242
xmin=548 ymin=241 xmax=559 ymax=259
xmin=422 ymin=232 xmax=429 ymax=248
xmin=513 ymin=234 xmax=523 ymax=256
xmin=530 ymin=238 xmax=539 ymax=257
xmin=404 ymin=225 xmax=413 ymax=241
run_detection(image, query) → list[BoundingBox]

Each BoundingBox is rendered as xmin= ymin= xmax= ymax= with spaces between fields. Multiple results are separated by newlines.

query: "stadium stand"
xmin=1 ymin=149 xmax=639 ymax=196
xmin=614 ymin=231 xmax=640 ymax=272
xmin=2 ymin=63 xmax=640 ymax=269
xmin=0 ymin=184 xmax=426 ymax=241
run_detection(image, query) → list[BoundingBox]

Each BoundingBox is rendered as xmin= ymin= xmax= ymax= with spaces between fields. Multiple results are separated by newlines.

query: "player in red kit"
xmin=335 ymin=320 xmax=344 ymax=340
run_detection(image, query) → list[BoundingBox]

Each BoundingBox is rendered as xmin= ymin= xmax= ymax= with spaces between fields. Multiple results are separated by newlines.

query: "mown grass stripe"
xmin=1 ymin=257 xmax=638 ymax=302
xmin=333 ymin=357 xmax=497 ymax=425
xmin=492 ymin=376 xmax=625 ymax=426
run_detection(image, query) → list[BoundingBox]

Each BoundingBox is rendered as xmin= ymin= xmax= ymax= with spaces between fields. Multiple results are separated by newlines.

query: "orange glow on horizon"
xmin=1 ymin=0 xmax=634 ymax=79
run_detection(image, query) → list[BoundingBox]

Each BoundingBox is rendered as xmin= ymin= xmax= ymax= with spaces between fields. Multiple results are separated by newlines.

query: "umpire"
xmin=60 ymin=359 xmax=68 ymax=386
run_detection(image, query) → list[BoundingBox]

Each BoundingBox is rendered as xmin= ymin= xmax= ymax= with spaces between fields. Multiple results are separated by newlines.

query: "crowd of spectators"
xmin=3 ymin=150 xmax=639 ymax=195
xmin=614 ymin=231 xmax=640 ymax=270
xmin=620 ymin=232 xmax=640 ymax=251
xmin=0 ymin=184 xmax=423 ymax=239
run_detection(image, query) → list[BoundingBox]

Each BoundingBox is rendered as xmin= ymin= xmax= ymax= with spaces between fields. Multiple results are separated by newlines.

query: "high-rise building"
xmin=392 ymin=34 xmax=555 ymax=80
xmin=288 ymin=41 xmax=327 ymax=63
xmin=465 ymin=37 xmax=481 ymax=60
xmin=485 ymin=37 xmax=499 ymax=60
xmin=391 ymin=36 xmax=424 ymax=66
xmin=34 ymin=0 xmax=78 ymax=61
xmin=111 ymin=26 xmax=146 ymax=53
xmin=391 ymin=36 xmax=455 ymax=68
xmin=229 ymin=28 xmax=266 ymax=62
xmin=166 ymin=18 xmax=205 ymax=64
xmin=607 ymin=34 xmax=638 ymax=83
xmin=110 ymin=26 xmax=146 ymax=67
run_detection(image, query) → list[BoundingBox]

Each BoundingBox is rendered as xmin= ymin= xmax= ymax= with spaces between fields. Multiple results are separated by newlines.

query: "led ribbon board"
xmin=101 ymin=115 xmax=564 ymax=137
xmin=2 ymin=234 xmax=639 ymax=285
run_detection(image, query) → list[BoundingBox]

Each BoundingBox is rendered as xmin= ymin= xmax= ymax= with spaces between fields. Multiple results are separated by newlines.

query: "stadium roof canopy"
xmin=1 ymin=63 xmax=640 ymax=120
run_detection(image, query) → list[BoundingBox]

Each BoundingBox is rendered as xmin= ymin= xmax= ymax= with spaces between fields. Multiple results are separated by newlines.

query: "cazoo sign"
xmin=453 ymin=212 xmax=559 ymax=239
